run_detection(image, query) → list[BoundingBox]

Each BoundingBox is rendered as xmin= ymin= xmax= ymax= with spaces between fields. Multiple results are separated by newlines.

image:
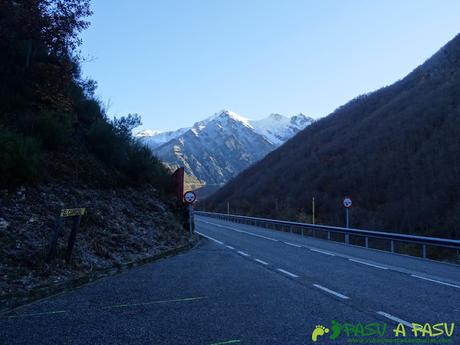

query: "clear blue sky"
xmin=80 ymin=0 xmax=460 ymax=132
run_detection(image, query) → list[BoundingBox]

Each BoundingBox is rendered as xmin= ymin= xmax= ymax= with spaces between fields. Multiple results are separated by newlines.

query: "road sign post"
xmin=47 ymin=208 xmax=86 ymax=263
xmin=187 ymin=205 xmax=193 ymax=236
xmin=343 ymin=197 xmax=352 ymax=243
xmin=312 ymin=197 xmax=315 ymax=225
xmin=183 ymin=191 xmax=196 ymax=236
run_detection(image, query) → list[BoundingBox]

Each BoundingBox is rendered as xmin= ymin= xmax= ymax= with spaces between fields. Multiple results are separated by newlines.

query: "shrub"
xmin=86 ymin=120 xmax=122 ymax=165
xmin=0 ymin=129 xmax=42 ymax=186
xmin=33 ymin=111 xmax=73 ymax=151
xmin=122 ymin=143 xmax=173 ymax=190
xmin=86 ymin=120 xmax=173 ymax=193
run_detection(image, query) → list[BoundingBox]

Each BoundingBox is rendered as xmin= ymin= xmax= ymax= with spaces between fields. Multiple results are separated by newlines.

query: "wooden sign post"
xmin=47 ymin=208 xmax=86 ymax=263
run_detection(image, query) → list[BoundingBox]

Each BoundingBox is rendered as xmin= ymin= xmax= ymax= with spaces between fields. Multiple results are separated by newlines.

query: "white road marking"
xmin=254 ymin=258 xmax=268 ymax=265
xmin=377 ymin=311 xmax=413 ymax=328
xmin=225 ymin=245 xmax=235 ymax=250
xmin=349 ymin=258 xmax=388 ymax=270
xmin=284 ymin=242 xmax=302 ymax=248
xmin=195 ymin=231 xmax=224 ymax=245
xmin=411 ymin=275 xmax=460 ymax=289
xmin=310 ymin=248 xmax=336 ymax=256
xmin=237 ymin=251 xmax=250 ymax=257
xmin=199 ymin=220 xmax=278 ymax=241
xmin=313 ymin=284 xmax=349 ymax=299
xmin=245 ymin=232 xmax=278 ymax=241
xmin=198 ymin=218 xmax=460 ymax=290
xmin=277 ymin=268 xmax=299 ymax=278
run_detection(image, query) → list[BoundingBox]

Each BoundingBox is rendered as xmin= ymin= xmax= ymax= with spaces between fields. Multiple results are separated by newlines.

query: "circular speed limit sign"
xmin=183 ymin=191 xmax=197 ymax=204
xmin=343 ymin=197 xmax=352 ymax=208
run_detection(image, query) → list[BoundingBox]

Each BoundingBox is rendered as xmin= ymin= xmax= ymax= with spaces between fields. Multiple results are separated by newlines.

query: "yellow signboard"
xmin=60 ymin=208 xmax=86 ymax=218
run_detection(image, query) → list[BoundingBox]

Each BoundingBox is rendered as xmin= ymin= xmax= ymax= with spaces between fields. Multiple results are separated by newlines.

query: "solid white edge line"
xmin=195 ymin=231 xmax=224 ymax=245
xmin=313 ymin=284 xmax=349 ymax=299
xmin=277 ymin=268 xmax=299 ymax=278
xmin=237 ymin=251 xmax=250 ymax=257
xmin=199 ymin=219 xmax=460 ymax=290
xmin=310 ymin=248 xmax=336 ymax=256
xmin=411 ymin=274 xmax=460 ymax=289
xmin=349 ymin=258 xmax=388 ymax=270
xmin=254 ymin=258 xmax=269 ymax=265
xmin=247 ymin=232 xmax=278 ymax=241
xmin=377 ymin=311 xmax=413 ymax=328
xmin=284 ymin=242 xmax=302 ymax=248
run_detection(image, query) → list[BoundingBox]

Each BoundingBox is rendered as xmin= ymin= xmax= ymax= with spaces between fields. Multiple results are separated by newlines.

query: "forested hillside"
xmin=206 ymin=34 xmax=460 ymax=239
xmin=0 ymin=0 xmax=171 ymax=189
xmin=0 ymin=0 xmax=190 ymax=308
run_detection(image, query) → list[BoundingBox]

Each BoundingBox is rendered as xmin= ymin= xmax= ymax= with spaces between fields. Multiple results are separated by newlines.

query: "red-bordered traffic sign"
xmin=183 ymin=191 xmax=197 ymax=204
xmin=343 ymin=197 xmax=352 ymax=208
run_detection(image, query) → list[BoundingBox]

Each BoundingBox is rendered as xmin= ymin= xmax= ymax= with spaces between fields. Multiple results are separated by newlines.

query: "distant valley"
xmin=137 ymin=110 xmax=314 ymax=194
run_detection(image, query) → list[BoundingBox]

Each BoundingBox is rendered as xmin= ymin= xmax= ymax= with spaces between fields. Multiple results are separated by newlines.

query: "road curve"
xmin=1 ymin=215 xmax=458 ymax=344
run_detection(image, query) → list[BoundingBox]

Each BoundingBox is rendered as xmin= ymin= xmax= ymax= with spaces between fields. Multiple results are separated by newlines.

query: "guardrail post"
xmin=422 ymin=245 xmax=427 ymax=259
xmin=365 ymin=237 xmax=369 ymax=248
xmin=345 ymin=233 xmax=350 ymax=244
xmin=390 ymin=240 xmax=395 ymax=253
xmin=327 ymin=231 xmax=331 ymax=241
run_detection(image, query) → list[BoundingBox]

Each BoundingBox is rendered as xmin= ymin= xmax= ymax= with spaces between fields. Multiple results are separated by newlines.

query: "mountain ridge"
xmin=206 ymin=33 xmax=460 ymax=238
xmin=138 ymin=110 xmax=314 ymax=188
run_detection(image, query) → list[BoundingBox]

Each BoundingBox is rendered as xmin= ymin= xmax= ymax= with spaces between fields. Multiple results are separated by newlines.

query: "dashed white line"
xmin=196 ymin=231 xmax=224 ymax=245
xmin=198 ymin=219 xmax=460 ymax=293
xmin=377 ymin=311 xmax=413 ymax=328
xmin=313 ymin=284 xmax=349 ymax=299
xmin=349 ymin=258 xmax=388 ymax=270
xmin=254 ymin=258 xmax=269 ymax=265
xmin=310 ymin=248 xmax=336 ymax=256
xmin=411 ymin=275 xmax=460 ymax=289
xmin=284 ymin=242 xmax=302 ymax=248
xmin=277 ymin=268 xmax=299 ymax=278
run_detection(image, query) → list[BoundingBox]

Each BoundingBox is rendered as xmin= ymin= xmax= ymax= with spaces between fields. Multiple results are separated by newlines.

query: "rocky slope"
xmin=0 ymin=183 xmax=194 ymax=310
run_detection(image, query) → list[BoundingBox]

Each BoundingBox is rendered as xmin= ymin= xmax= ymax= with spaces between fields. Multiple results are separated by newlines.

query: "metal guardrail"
xmin=196 ymin=211 xmax=460 ymax=262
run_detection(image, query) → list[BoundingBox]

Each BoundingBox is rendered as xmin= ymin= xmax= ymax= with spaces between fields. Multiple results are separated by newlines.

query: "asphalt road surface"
xmin=2 ymin=214 xmax=459 ymax=345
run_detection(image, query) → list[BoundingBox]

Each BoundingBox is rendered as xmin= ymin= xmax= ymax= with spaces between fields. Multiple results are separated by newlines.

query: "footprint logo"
xmin=311 ymin=325 xmax=330 ymax=342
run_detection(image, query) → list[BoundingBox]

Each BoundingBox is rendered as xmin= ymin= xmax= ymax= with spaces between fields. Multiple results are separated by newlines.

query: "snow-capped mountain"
xmin=137 ymin=110 xmax=314 ymax=190
xmin=252 ymin=113 xmax=313 ymax=146
xmin=137 ymin=127 xmax=189 ymax=149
